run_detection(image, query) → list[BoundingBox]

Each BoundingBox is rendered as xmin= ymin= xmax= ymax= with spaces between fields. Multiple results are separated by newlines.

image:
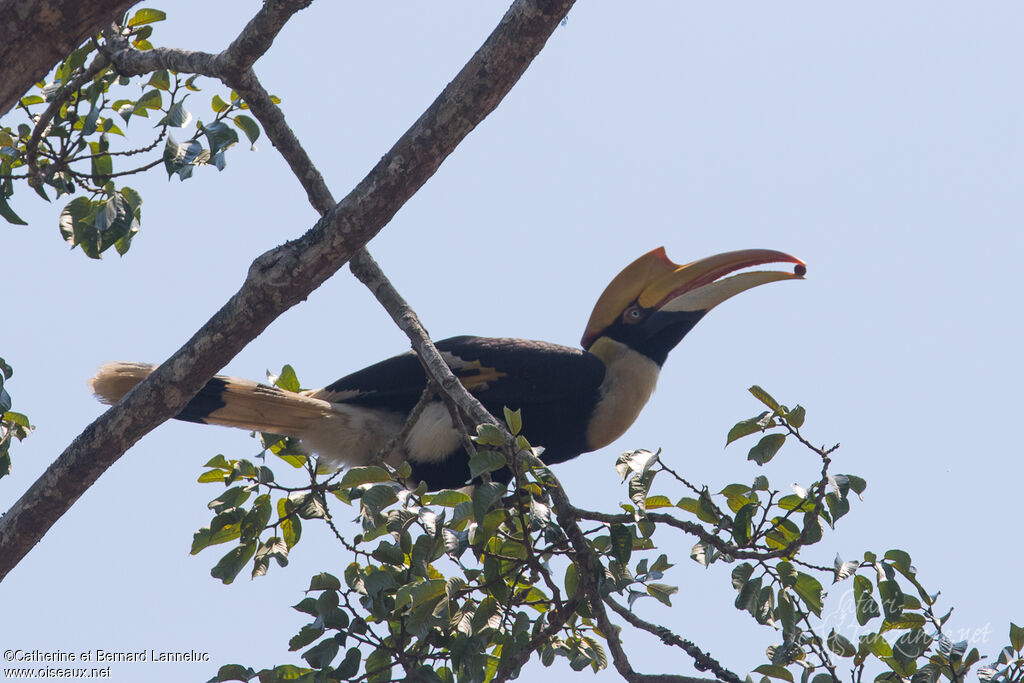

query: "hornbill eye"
xmin=622 ymin=304 xmax=645 ymax=325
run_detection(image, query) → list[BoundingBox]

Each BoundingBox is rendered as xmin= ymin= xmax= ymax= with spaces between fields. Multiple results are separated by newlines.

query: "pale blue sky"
xmin=2 ymin=2 xmax=1022 ymax=680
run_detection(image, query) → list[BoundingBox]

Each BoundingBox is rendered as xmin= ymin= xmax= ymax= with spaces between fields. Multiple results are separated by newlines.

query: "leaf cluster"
xmin=0 ymin=357 xmax=33 ymax=481
xmin=0 ymin=7 xmax=262 ymax=257
xmin=187 ymin=375 xmax=1020 ymax=683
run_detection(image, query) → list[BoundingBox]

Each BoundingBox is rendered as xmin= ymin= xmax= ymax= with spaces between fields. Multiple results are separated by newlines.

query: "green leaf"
xmin=207 ymin=485 xmax=252 ymax=513
xmin=892 ymin=629 xmax=932 ymax=668
xmin=846 ymin=474 xmax=868 ymax=497
xmin=291 ymin=597 xmax=318 ymax=617
xmin=646 ymin=583 xmax=678 ymax=607
xmin=753 ymin=664 xmax=794 ymax=682
xmin=735 ymin=575 xmax=763 ymax=614
xmin=339 ymin=466 xmax=391 ymax=488
xmin=159 ymin=101 xmax=191 ymax=128
xmin=81 ymin=101 xmax=101 ymax=135
xmin=281 ymin=511 xmax=301 ymax=549
xmin=210 ymin=541 xmax=257 ymax=584
xmin=884 ymin=549 xmax=913 ymax=572
xmin=426 ymin=489 xmax=471 ymax=507
xmin=644 ymin=494 xmax=673 ymax=509
xmin=301 ymin=638 xmax=338 ymax=669
xmin=475 ymin=423 xmax=504 ymax=446
xmin=726 ymin=412 xmax=771 ymax=445
xmin=360 ymin=484 xmax=397 ymax=515
xmin=732 ymin=502 xmax=756 ymax=544
xmin=231 ymin=114 xmax=260 ymax=149
xmin=201 ymin=120 xmax=239 ymax=157
xmin=853 ymin=575 xmax=881 ymax=625
xmin=503 ymin=407 xmax=522 ymax=435
xmin=268 ymin=364 xmax=300 ymax=392
xmin=211 ymin=94 xmax=230 ymax=113
xmin=147 ymin=69 xmax=170 ymax=91
xmin=860 ymin=632 xmax=892 ymax=659
xmin=676 ymin=495 xmax=719 ymax=524
xmin=471 ymin=481 xmax=506 ymax=522
xmin=880 ymin=613 xmax=926 ymax=632
xmin=610 ymin=523 xmax=633 ymax=564
xmin=134 ymin=89 xmax=163 ymax=116
xmin=1010 ymin=623 xmax=1024 ymax=652
xmin=828 ymin=630 xmax=857 ymax=657
xmin=749 ymin=385 xmax=780 ymax=411
xmin=372 ymin=540 xmax=405 ymax=566
xmin=190 ymin=508 xmax=246 ymax=554
xmin=210 ymin=663 xmax=257 ymax=681
xmin=365 ymin=647 xmax=393 ymax=683
xmin=794 ymin=572 xmax=824 ymax=617
xmin=748 ymin=433 xmax=786 ymax=465
xmin=878 ymin=579 xmax=904 ymax=620
xmin=241 ymin=495 xmax=272 ymax=541
xmin=128 ymin=8 xmax=167 ymax=26
xmin=197 ymin=469 xmax=227 ymax=484
xmin=308 ymin=572 xmax=341 ymax=591
xmin=785 ymin=404 xmax=806 ymax=428
xmin=335 ymin=648 xmax=361 ymax=679
xmin=468 ymin=449 xmax=506 ymax=478
xmin=776 ymin=561 xmax=797 ymax=588
xmin=732 ymin=563 xmax=754 ymax=591
xmin=288 ymin=624 xmax=323 ymax=651
xmin=163 ymin=134 xmax=204 ymax=179
xmin=564 ymin=563 xmax=579 ymax=598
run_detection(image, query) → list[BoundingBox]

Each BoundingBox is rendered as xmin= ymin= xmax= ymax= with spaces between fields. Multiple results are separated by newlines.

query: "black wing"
xmin=314 ymin=336 xmax=608 ymax=488
xmin=315 ymin=336 xmax=603 ymax=410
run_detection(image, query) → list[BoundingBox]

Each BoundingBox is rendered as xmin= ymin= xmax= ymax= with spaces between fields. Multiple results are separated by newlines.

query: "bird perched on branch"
xmin=91 ymin=248 xmax=805 ymax=490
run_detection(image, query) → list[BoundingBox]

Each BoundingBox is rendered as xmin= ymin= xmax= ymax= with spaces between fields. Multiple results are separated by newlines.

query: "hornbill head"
xmin=581 ymin=248 xmax=806 ymax=365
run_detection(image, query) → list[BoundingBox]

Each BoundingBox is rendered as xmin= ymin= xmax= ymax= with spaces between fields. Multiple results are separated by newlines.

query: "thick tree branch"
xmin=0 ymin=0 xmax=576 ymax=583
xmin=222 ymin=60 xmax=493 ymax=436
xmin=0 ymin=0 xmax=139 ymax=117
xmin=217 ymin=0 xmax=314 ymax=76
xmin=105 ymin=0 xmax=312 ymax=80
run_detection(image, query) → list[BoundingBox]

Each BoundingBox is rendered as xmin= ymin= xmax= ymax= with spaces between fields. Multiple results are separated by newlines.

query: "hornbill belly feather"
xmin=90 ymin=248 xmax=805 ymax=490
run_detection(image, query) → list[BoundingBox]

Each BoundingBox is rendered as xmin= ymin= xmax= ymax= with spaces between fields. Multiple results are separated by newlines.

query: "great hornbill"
xmin=91 ymin=248 xmax=805 ymax=490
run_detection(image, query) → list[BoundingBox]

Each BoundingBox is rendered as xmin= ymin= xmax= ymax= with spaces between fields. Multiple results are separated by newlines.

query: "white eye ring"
xmin=628 ymin=309 xmax=641 ymax=319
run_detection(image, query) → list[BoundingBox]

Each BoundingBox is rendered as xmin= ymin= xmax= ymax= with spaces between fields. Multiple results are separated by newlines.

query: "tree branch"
xmin=544 ymin=469 xmax=712 ymax=683
xmin=0 ymin=0 xmax=138 ymax=117
xmin=25 ymin=52 xmax=111 ymax=188
xmin=216 ymin=0 xmax=314 ymax=76
xmin=0 ymin=0 xmax=576 ymax=583
xmin=604 ymin=596 xmax=742 ymax=683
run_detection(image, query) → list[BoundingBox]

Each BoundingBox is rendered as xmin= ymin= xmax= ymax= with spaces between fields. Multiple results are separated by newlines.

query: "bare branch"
xmin=217 ymin=0 xmax=314 ymax=76
xmin=0 ymin=0 xmax=577 ymax=582
xmin=349 ymin=250 xmax=496 ymax=430
xmin=25 ymin=51 xmax=111 ymax=188
xmin=544 ymin=471 xmax=711 ymax=683
xmin=604 ymin=596 xmax=742 ymax=683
